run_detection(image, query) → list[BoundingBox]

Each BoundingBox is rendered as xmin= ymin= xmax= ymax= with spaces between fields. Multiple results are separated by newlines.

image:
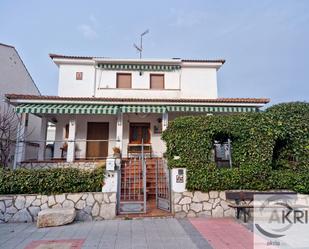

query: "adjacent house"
xmin=0 ymin=43 xmax=41 ymax=167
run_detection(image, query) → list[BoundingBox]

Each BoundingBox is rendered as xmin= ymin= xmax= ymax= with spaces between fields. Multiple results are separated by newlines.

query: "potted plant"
xmin=112 ymin=146 xmax=121 ymax=158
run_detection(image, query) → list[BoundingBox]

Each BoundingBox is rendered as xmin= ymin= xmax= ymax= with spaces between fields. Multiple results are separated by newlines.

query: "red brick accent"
xmin=189 ymin=218 xmax=277 ymax=249
xmin=25 ymin=239 xmax=85 ymax=249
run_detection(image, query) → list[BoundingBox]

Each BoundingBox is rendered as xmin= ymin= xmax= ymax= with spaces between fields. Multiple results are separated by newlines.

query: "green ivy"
xmin=0 ymin=166 xmax=105 ymax=195
xmin=162 ymin=102 xmax=309 ymax=193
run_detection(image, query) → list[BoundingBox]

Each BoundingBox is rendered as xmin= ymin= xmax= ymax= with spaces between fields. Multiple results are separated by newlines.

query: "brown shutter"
xmin=117 ymin=73 xmax=132 ymax=88
xmin=150 ymin=74 xmax=164 ymax=89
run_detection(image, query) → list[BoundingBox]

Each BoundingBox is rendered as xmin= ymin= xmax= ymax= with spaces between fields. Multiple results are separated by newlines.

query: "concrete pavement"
xmin=0 ymin=218 xmax=212 ymax=249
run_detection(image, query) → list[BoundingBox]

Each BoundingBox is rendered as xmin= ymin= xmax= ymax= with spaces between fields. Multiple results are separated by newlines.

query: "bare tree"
xmin=0 ymin=105 xmax=22 ymax=168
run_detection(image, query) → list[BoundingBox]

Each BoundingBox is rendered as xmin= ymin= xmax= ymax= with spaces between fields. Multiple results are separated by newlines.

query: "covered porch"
xmin=6 ymin=94 xmax=266 ymax=168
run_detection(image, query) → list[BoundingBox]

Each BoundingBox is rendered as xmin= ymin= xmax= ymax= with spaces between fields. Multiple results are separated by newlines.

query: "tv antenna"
xmin=134 ymin=29 xmax=149 ymax=59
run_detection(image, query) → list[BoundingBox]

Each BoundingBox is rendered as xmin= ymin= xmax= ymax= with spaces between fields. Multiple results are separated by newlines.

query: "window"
xmin=64 ymin=124 xmax=69 ymax=139
xmin=117 ymin=73 xmax=132 ymax=88
xmin=76 ymin=72 xmax=83 ymax=80
xmin=150 ymin=74 xmax=164 ymax=89
xmin=214 ymin=136 xmax=232 ymax=168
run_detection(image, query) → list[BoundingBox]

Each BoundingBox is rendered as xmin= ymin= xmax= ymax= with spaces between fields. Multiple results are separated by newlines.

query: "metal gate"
xmin=117 ymin=156 xmax=147 ymax=214
xmin=156 ymin=159 xmax=171 ymax=212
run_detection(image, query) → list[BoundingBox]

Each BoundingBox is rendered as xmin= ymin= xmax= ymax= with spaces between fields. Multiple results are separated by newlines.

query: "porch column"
xmin=162 ymin=112 xmax=168 ymax=131
xmin=66 ymin=119 xmax=76 ymax=162
xmin=116 ymin=112 xmax=123 ymax=152
xmin=38 ymin=117 xmax=47 ymax=161
xmin=13 ymin=113 xmax=27 ymax=169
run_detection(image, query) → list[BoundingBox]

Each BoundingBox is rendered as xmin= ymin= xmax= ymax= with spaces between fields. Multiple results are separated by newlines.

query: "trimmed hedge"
xmin=162 ymin=102 xmax=309 ymax=193
xmin=186 ymin=166 xmax=309 ymax=194
xmin=0 ymin=166 xmax=105 ymax=195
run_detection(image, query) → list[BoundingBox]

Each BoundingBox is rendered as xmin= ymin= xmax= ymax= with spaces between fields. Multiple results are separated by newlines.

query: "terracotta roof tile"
xmin=5 ymin=94 xmax=270 ymax=104
xmin=49 ymin=54 xmax=99 ymax=60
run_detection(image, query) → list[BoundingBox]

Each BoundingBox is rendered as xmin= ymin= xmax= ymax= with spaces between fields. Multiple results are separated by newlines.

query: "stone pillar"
xmin=38 ymin=117 xmax=47 ymax=161
xmin=162 ymin=112 xmax=168 ymax=131
xmin=116 ymin=112 xmax=123 ymax=152
xmin=13 ymin=113 xmax=27 ymax=169
xmin=66 ymin=119 xmax=76 ymax=162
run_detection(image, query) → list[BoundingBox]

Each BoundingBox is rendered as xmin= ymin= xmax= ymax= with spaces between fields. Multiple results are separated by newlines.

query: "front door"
xmin=86 ymin=122 xmax=109 ymax=159
xmin=128 ymin=123 xmax=151 ymax=156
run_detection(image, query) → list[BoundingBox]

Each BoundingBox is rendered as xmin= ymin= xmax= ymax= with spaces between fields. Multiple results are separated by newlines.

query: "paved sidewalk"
xmin=0 ymin=218 xmax=211 ymax=249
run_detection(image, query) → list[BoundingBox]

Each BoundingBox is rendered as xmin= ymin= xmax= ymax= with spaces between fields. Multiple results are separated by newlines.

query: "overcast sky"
xmin=1 ymin=0 xmax=308 ymax=105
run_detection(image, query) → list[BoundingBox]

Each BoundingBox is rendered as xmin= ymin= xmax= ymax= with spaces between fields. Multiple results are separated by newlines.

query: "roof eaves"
xmin=5 ymin=94 xmax=270 ymax=104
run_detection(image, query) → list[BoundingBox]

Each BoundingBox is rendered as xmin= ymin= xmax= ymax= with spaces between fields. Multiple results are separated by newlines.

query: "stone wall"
xmin=20 ymin=161 xmax=102 ymax=171
xmin=173 ymin=191 xmax=235 ymax=218
xmin=0 ymin=192 xmax=116 ymax=223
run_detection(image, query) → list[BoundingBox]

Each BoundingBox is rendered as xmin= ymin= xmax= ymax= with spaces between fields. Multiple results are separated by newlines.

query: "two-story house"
xmin=6 ymin=54 xmax=269 ymax=164
xmin=6 ymin=53 xmax=269 ymax=214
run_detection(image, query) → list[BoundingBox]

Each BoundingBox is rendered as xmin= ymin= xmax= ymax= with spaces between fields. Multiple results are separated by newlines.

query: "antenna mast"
xmin=134 ymin=29 xmax=149 ymax=59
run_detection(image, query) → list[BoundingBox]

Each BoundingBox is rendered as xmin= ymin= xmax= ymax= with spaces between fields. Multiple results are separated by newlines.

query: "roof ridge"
xmin=0 ymin=42 xmax=15 ymax=48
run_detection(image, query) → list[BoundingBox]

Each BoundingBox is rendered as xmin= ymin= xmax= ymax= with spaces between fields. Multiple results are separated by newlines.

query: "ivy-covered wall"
xmin=162 ymin=102 xmax=309 ymax=193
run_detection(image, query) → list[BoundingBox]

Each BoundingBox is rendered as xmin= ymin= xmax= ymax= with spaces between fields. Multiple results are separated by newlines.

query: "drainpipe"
xmin=93 ymin=64 xmax=97 ymax=97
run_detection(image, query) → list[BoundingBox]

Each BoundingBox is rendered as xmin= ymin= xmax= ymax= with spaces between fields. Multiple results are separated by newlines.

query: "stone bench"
xmin=37 ymin=208 xmax=76 ymax=228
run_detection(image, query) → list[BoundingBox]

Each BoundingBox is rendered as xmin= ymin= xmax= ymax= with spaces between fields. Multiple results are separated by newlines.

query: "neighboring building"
xmin=0 ymin=43 xmax=41 ymax=166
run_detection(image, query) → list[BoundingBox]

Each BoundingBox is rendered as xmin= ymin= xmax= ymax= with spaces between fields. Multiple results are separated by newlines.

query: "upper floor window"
xmin=117 ymin=73 xmax=132 ymax=88
xmin=76 ymin=72 xmax=83 ymax=80
xmin=150 ymin=74 xmax=164 ymax=89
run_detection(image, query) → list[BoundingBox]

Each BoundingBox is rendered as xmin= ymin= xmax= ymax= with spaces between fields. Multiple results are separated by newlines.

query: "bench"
xmin=226 ymin=191 xmax=296 ymax=223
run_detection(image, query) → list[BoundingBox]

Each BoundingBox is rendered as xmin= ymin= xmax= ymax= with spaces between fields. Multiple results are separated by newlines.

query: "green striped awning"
xmin=15 ymin=103 xmax=258 ymax=115
xmin=166 ymin=106 xmax=258 ymax=113
xmin=98 ymin=63 xmax=181 ymax=72
xmin=121 ymin=105 xmax=166 ymax=113
xmin=15 ymin=103 xmax=119 ymax=115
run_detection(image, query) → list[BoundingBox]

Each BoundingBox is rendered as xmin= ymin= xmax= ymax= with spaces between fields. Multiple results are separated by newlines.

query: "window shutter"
xmin=117 ymin=73 xmax=132 ymax=88
xmin=150 ymin=74 xmax=164 ymax=89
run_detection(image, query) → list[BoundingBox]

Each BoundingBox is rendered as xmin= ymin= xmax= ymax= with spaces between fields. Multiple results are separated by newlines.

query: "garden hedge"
xmin=0 ymin=166 xmax=105 ymax=195
xmin=162 ymin=102 xmax=309 ymax=193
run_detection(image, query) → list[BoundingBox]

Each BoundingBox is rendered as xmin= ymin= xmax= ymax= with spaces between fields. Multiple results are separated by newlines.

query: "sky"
xmin=0 ymin=0 xmax=308 ymax=105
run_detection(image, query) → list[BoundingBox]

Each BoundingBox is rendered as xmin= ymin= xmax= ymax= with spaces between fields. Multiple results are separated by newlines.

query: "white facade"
xmin=0 ymin=43 xmax=41 ymax=164
xmin=54 ymin=57 xmax=221 ymax=99
xmin=7 ymin=54 xmax=268 ymax=163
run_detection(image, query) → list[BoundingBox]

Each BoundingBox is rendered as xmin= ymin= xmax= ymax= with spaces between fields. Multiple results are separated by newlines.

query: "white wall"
xmin=58 ymin=64 xmax=95 ymax=97
xmin=96 ymin=69 xmax=180 ymax=89
xmin=56 ymin=61 xmax=219 ymax=99
xmin=0 ymin=44 xmax=41 ymax=164
xmin=180 ymin=67 xmax=218 ymax=99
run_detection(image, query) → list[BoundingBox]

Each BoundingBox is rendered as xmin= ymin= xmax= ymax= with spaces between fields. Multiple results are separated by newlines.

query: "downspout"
xmin=93 ymin=62 xmax=97 ymax=97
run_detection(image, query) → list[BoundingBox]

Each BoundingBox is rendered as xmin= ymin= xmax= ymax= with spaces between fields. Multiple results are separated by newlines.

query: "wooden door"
xmin=86 ymin=122 xmax=109 ymax=159
xmin=129 ymin=123 xmax=151 ymax=144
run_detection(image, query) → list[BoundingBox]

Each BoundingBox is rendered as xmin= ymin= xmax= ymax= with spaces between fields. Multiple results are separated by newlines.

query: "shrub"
xmin=186 ymin=167 xmax=309 ymax=194
xmin=0 ymin=166 xmax=105 ymax=195
xmin=162 ymin=102 xmax=309 ymax=193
